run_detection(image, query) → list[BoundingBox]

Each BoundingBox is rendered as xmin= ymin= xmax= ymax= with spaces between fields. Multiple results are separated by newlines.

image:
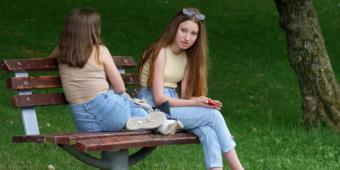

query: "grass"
xmin=1 ymin=0 xmax=340 ymax=169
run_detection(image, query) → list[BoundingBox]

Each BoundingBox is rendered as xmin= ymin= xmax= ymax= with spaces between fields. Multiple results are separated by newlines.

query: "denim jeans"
xmin=138 ymin=87 xmax=236 ymax=169
xmin=70 ymin=90 xmax=148 ymax=132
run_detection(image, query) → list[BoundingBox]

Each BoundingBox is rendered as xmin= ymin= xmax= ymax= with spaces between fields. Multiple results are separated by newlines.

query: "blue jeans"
xmin=70 ymin=90 xmax=148 ymax=132
xmin=138 ymin=87 xmax=236 ymax=169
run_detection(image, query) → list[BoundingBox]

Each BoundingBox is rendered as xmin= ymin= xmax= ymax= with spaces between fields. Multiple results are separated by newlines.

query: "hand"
xmin=207 ymin=99 xmax=222 ymax=110
xmin=207 ymin=99 xmax=221 ymax=107
xmin=190 ymin=96 xmax=222 ymax=110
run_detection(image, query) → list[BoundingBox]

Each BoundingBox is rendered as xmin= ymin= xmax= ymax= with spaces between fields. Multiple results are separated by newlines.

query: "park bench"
xmin=0 ymin=56 xmax=199 ymax=170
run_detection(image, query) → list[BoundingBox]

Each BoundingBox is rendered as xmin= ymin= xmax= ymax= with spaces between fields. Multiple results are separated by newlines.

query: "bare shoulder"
xmin=157 ymin=47 xmax=166 ymax=59
xmin=99 ymin=45 xmax=111 ymax=56
xmin=154 ymin=47 xmax=167 ymax=65
xmin=98 ymin=45 xmax=112 ymax=62
xmin=159 ymin=47 xmax=166 ymax=56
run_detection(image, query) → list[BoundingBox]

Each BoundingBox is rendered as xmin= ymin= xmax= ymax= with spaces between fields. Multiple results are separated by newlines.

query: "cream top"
xmin=140 ymin=46 xmax=187 ymax=88
xmin=58 ymin=46 xmax=110 ymax=104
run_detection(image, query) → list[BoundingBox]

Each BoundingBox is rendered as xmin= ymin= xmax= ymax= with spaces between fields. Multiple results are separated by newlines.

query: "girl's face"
xmin=172 ymin=20 xmax=199 ymax=52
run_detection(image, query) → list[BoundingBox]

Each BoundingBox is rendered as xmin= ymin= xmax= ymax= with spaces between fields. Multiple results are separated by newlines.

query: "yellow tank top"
xmin=140 ymin=46 xmax=187 ymax=88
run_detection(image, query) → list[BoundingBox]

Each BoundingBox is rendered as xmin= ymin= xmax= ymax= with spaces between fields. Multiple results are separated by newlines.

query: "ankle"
xmin=224 ymin=149 xmax=244 ymax=170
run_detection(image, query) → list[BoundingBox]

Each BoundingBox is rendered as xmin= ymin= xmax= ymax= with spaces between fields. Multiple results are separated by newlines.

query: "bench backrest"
xmin=1 ymin=56 xmax=139 ymax=135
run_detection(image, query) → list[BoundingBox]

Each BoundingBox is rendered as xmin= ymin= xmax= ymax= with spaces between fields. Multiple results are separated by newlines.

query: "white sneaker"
xmin=157 ymin=120 xmax=184 ymax=135
xmin=125 ymin=111 xmax=166 ymax=131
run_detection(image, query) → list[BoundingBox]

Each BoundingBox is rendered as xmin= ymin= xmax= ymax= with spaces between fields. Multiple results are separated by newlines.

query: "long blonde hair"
xmin=139 ymin=8 xmax=208 ymax=98
xmin=57 ymin=8 xmax=102 ymax=68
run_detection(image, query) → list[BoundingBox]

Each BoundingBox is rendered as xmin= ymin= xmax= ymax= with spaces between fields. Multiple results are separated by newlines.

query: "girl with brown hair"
xmin=49 ymin=8 xmax=170 ymax=133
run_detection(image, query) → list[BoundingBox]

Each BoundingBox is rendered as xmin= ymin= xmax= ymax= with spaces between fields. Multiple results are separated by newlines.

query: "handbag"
xmin=155 ymin=101 xmax=171 ymax=115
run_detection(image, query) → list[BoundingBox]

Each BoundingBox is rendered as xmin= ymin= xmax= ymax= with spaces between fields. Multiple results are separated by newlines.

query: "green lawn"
xmin=1 ymin=0 xmax=340 ymax=169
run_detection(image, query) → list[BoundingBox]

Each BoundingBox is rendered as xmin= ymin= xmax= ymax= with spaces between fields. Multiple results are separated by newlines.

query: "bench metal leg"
xmin=129 ymin=147 xmax=156 ymax=165
xmin=101 ymin=149 xmax=128 ymax=170
xmin=60 ymin=145 xmax=112 ymax=169
xmin=60 ymin=145 xmax=155 ymax=169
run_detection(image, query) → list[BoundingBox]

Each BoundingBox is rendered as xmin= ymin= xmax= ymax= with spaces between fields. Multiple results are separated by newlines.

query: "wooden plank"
xmin=45 ymin=131 xmax=152 ymax=144
xmin=12 ymin=93 xmax=67 ymax=107
xmin=7 ymin=76 xmax=62 ymax=90
xmin=113 ymin=56 xmax=137 ymax=67
xmin=121 ymin=73 xmax=139 ymax=85
xmin=12 ymin=131 xmax=152 ymax=144
xmin=1 ymin=56 xmax=136 ymax=72
xmin=1 ymin=58 xmax=57 ymax=71
xmin=76 ymin=133 xmax=199 ymax=152
xmin=12 ymin=135 xmax=45 ymax=143
xmin=11 ymin=89 xmax=139 ymax=107
xmin=7 ymin=73 xmax=139 ymax=90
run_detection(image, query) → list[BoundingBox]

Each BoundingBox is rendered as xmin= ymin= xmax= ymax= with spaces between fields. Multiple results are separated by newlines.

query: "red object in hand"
xmin=207 ymin=99 xmax=220 ymax=107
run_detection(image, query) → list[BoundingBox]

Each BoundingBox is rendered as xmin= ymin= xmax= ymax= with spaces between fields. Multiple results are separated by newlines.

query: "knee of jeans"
xmin=191 ymin=126 xmax=217 ymax=142
xmin=208 ymin=109 xmax=224 ymax=121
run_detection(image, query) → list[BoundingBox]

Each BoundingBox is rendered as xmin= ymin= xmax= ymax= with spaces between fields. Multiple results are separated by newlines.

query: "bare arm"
xmin=101 ymin=47 xmax=126 ymax=93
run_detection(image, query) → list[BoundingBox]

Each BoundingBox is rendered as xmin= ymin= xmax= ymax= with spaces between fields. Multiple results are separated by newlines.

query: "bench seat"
xmin=1 ymin=56 xmax=199 ymax=169
xmin=13 ymin=131 xmax=198 ymax=152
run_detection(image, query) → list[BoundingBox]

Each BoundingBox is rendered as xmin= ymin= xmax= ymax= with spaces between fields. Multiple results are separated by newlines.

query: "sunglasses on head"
xmin=182 ymin=8 xmax=205 ymax=21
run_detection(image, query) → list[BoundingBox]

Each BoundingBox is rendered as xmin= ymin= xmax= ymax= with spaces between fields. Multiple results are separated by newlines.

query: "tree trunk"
xmin=274 ymin=0 xmax=340 ymax=131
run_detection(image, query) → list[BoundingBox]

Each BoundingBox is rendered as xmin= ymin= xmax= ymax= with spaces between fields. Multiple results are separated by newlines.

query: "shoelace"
xmin=123 ymin=93 xmax=154 ymax=113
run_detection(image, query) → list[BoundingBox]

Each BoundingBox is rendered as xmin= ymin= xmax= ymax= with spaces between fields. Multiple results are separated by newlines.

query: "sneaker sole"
xmin=164 ymin=123 xmax=179 ymax=135
xmin=126 ymin=111 xmax=166 ymax=130
xmin=158 ymin=121 xmax=184 ymax=135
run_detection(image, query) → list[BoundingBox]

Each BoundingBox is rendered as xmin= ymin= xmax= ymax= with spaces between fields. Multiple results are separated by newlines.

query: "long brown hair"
xmin=57 ymin=8 xmax=102 ymax=68
xmin=139 ymin=8 xmax=208 ymax=98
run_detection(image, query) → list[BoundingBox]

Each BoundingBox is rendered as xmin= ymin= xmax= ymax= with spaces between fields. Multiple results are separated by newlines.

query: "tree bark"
xmin=274 ymin=0 xmax=340 ymax=131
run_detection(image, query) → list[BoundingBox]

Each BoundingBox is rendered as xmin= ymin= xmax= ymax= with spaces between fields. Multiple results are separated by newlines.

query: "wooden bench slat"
xmin=8 ymin=76 xmax=62 ymax=90
xmin=7 ymin=73 xmax=139 ymax=90
xmin=1 ymin=58 xmax=57 ymax=71
xmin=45 ymin=131 xmax=152 ymax=144
xmin=1 ymin=56 xmax=136 ymax=72
xmin=11 ymin=88 xmax=138 ymax=107
xmin=12 ymin=93 xmax=67 ymax=107
xmin=12 ymin=135 xmax=45 ymax=143
xmin=76 ymin=133 xmax=199 ymax=152
xmin=121 ymin=73 xmax=139 ymax=85
xmin=113 ymin=56 xmax=137 ymax=67
xmin=13 ymin=131 xmax=152 ymax=144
